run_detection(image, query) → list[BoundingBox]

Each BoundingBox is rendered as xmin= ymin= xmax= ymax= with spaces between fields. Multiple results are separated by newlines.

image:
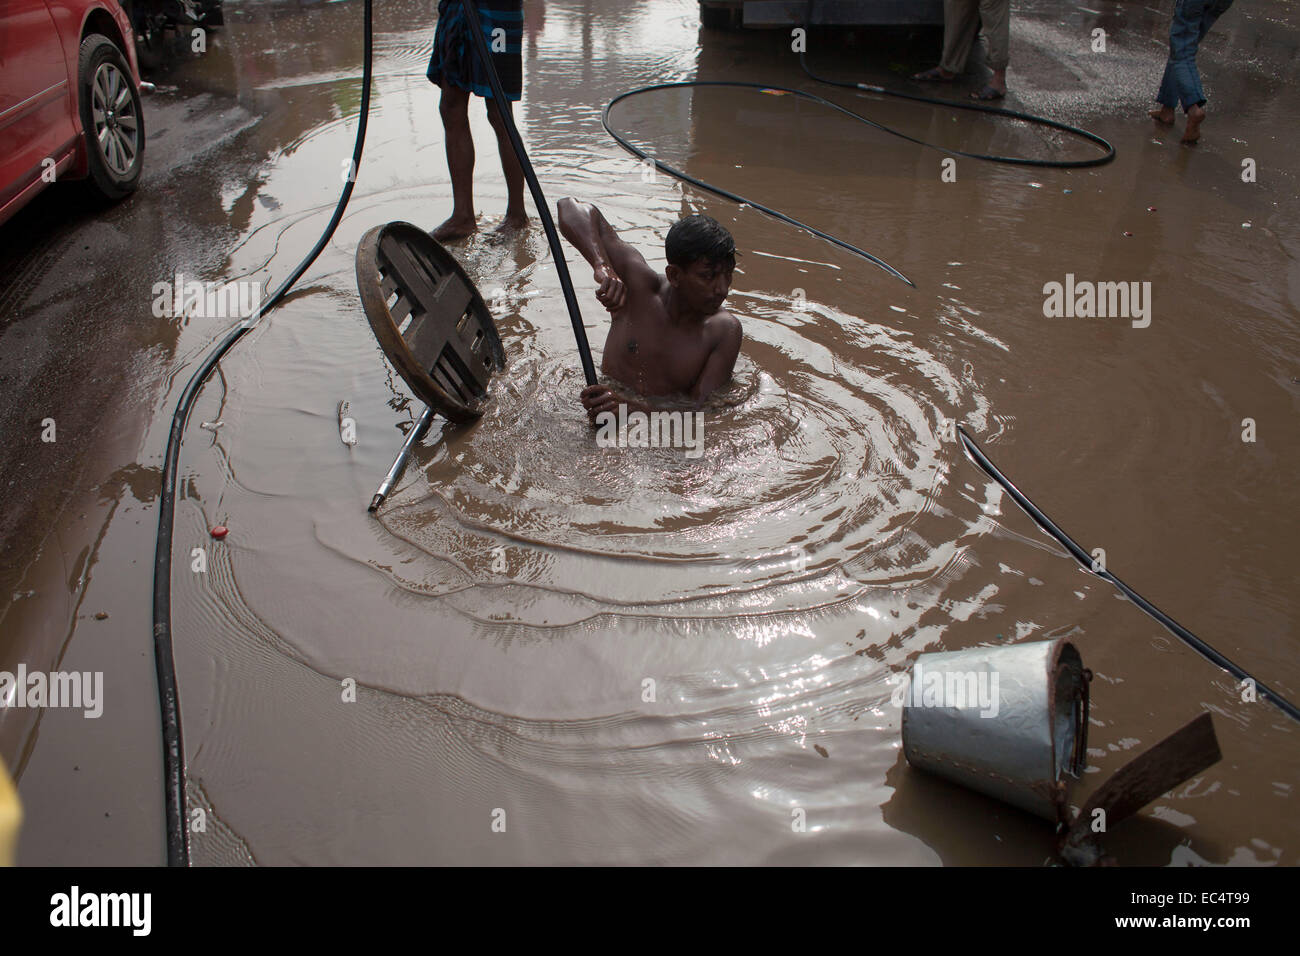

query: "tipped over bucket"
xmin=901 ymin=638 xmax=1090 ymax=821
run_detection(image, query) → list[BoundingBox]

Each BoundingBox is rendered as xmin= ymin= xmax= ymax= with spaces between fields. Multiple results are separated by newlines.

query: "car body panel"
xmin=0 ymin=0 xmax=141 ymax=225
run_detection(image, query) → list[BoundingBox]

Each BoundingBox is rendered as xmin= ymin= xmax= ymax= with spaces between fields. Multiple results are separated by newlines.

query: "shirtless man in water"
xmin=555 ymin=198 xmax=742 ymax=421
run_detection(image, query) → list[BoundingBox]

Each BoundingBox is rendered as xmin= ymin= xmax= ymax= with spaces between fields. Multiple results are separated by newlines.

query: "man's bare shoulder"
xmin=625 ymin=271 xmax=668 ymax=307
xmin=704 ymin=307 xmax=742 ymax=343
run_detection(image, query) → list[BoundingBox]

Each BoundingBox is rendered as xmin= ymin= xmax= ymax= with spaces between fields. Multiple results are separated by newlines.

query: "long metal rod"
xmin=957 ymin=425 xmax=1300 ymax=724
xmin=459 ymin=0 xmax=597 ymax=385
xmin=370 ymin=405 xmax=438 ymax=512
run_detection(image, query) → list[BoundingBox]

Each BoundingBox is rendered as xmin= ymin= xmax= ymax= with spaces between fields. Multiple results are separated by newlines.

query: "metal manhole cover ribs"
xmin=355 ymin=221 xmax=506 ymax=424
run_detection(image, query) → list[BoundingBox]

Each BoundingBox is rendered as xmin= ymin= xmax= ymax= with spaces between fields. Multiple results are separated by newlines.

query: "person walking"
xmin=1148 ymin=0 xmax=1235 ymax=143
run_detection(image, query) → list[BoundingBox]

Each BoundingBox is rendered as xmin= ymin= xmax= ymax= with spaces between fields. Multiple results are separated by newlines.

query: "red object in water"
xmin=210 ymin=525 xmax=229 ymax=539
xmin=1147 ymin=206 xmax=1157 ymax=212
xmin=1123 ymin=231 xmax=1134 ymax=237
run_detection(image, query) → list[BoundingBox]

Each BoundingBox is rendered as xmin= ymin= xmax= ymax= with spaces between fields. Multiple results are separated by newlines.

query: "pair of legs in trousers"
xmin=912 ymin=0 xmax=1011 ymax=100
xmin=1148 ymin=0 xmax=1235 ymax=143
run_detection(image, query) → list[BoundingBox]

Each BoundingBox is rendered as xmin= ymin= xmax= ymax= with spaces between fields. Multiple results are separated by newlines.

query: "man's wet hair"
xmin=666 ymin=214 xmax=736 ymax=270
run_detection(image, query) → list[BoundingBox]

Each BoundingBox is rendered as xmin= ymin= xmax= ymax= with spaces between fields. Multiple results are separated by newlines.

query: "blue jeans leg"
xmin=1160 ymin=0 xmax=1234 ymax=111
xmin=1157 ymin=59 xmax=1178 ymax=109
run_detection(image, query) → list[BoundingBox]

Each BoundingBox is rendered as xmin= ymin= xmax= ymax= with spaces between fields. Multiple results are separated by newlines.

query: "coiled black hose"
xmin=151 ymin=0 xmax=375 ymax=866
xmin=603 ymin=80 xmax=917 ymax=286
xmin=602 ymin=7 xmax=1114 ymax=284
xmin=797 ymin=0 xmax=1115 ymax=168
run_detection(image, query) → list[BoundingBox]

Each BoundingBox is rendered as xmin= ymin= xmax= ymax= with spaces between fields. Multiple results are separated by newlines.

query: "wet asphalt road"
xmin=0 ymin=60 xmax=259 ymax=603
xmin=1 ymin=0 xmax=1298 ymax=865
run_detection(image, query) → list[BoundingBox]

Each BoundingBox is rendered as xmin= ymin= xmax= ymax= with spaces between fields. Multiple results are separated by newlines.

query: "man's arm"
xmin=556 ymin=198 xmax=659 ymax=311
xmin=689 ymin=313 xmax=742 ymax=403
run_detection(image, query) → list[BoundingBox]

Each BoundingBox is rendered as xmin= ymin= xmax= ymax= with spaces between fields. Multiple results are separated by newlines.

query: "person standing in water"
xmin=556 ymin=199 xmax=742 ymax=421
xmin=1147 ymin=0 xmax=1235 ymax=144
xmin=428 ymin=1 xmax=528 ymax=240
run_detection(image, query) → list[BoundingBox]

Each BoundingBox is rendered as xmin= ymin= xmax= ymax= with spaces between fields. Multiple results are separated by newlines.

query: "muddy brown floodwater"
xmin=2 ymin=0 xmax=1298 ymax=865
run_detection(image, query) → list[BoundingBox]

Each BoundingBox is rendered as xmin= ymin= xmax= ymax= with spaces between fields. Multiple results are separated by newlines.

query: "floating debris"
xmin=93 ymin=611 xmax=109 ymax=621
xmin=200 ymin=420 xmax=224 ymax=432
xmin=210 ymin=526 xmax=229 ymax=539
xmin=1123 ymin=231 xmax=1134 ymax=237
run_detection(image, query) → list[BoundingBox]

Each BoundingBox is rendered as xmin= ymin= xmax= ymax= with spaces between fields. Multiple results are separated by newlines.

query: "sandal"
xmin=971 ymin=84 xmax=1006 ymax=101
xmin=912 ymin=66 xmax=955 ymax=82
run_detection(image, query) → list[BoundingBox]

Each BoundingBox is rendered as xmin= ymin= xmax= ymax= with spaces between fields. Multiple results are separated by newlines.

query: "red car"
xmin=0 ymin=0 xmax=145 ymax=227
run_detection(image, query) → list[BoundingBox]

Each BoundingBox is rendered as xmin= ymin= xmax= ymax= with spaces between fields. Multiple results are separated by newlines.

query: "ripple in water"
xmin=372 ymin=289 xmax=994 ymax=625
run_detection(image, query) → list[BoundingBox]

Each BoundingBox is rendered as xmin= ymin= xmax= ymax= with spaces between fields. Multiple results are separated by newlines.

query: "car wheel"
xmin=78 ymin=34 xmax=145 ymax=200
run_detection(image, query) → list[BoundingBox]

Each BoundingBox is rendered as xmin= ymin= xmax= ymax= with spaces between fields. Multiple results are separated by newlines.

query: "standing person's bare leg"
xmin=486 ymin=97 xmax=528 ymax=233
xmin=433 ymin=82 xmax=478 ymax=241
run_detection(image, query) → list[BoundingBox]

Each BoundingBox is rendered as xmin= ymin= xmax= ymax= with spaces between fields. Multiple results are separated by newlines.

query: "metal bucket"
xmin=901 ymin=638 xmax=1090 ymax=821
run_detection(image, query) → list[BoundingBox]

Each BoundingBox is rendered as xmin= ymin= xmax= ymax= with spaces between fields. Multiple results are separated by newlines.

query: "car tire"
xmin=77 ymin=34 xmax=145 ymax=201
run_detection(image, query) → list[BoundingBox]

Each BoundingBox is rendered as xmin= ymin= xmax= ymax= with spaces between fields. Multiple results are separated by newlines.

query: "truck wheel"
xmin=78 ymin=34 xmax=145 ymax=200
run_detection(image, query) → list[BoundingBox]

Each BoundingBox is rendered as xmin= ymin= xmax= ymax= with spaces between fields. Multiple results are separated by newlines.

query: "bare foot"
xmin=491 ymin=211 xmax=528 ymax=235
xmin=1148 ymin=105 xmax=1175 ymax=125
xmin=1182 ymin=103 xmax=1206 ymax=144
xmin=431 ymin=214 xmax=477 ymax=242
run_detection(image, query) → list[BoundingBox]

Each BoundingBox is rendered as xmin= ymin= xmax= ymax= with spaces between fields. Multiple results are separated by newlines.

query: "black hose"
xmin=459 ymin=0 xmax=596 ymax=385
xmin=602 ymin=81 xmax=914 ymax=286
xmin=794 ymin=7 xmax=1286 ymax=720
xmin=957 ymin=426 xmax=1300 ymax=724
xmin=150 ymin=0 xmax=375 ymax=866
xmin=797 ymin=0 xmax=1115 ymax=168
xmin=602 ymin=10 xmax=1114 ymax=284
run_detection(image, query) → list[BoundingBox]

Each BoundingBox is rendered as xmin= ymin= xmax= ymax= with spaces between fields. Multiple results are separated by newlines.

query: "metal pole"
xmin=370 ymin=405 xmax=438 ymax=512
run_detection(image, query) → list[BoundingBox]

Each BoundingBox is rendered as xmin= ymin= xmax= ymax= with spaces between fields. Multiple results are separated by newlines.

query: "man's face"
xmin=671 ymin=258 xmax=734 ymax=315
